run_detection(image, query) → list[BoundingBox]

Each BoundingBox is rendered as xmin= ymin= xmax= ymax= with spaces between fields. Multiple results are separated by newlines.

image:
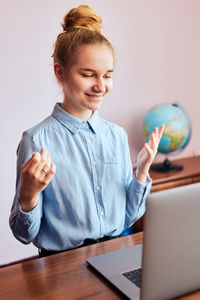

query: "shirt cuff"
xmin=133 ymin=172 xmax=152 ymax=188
xmin=16 ymin=200 xmax=40 ymax=223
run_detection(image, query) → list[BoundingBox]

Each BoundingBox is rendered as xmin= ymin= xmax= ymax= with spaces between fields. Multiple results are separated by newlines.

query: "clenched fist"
xmin=19 ymin=147 xmax=56 ymax=212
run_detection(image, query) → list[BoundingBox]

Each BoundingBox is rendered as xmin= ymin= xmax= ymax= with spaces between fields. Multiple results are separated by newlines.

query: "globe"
xmin=142 ymin=103 xmax=192 ymax=172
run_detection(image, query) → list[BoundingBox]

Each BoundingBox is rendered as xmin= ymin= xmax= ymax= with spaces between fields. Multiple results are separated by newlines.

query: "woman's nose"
xmin=92 ymin=78 xmax=106 ymax=93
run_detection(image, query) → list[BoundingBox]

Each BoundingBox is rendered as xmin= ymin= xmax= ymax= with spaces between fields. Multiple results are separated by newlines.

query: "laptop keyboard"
xmin=122 ymin=268 xmax=142 ymax=288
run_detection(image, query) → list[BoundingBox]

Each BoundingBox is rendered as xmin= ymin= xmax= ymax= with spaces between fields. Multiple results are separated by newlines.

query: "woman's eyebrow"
xmin=80 ymin=68 xmax=114 ymax=72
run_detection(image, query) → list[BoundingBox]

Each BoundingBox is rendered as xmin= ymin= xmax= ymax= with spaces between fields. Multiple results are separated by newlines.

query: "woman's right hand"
xmin=19 ymin=147 xmax=56 ymax=212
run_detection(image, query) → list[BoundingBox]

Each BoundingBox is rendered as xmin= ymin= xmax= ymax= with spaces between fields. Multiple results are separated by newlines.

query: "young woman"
xmin=9 ymin=5 xmax=164 ymax=257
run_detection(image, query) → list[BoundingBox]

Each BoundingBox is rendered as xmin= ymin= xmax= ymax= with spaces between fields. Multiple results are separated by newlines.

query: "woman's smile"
xmin=85 ymin=93 xmax=104 ymax=102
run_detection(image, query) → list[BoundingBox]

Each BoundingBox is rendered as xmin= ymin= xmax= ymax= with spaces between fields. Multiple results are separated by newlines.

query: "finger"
xmin=148 ymin=131 xmax=155 ymax=147
xmin=25 ymin=152 xmax=41 ymax=172
xmin=44 ymin=162 xmax=56 ymax=183
xmin=21 ymin=156 xmax=34 ymax=170
xmin=44 ymin=153 xmax=51 ymax=171
xmin=35 ymin=147 xmax=48 ymax=174
xmin=154 ymin=127 xmax=158 ymax=141
xmin=150 ymin=132 xmax=157 ymax=153
xmin=144 ymin=142 xmax=153 ymax=156
xmin=41 ymin=153 xmax=51 ymax=176
xmin=147 ymin=133 xmax=153 ymax=147
xmin=158 ymin=125 xmax=165 ymax=142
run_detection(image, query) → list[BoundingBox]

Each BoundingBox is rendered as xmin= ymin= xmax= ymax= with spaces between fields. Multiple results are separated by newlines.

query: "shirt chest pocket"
xmin=103 ymin=156 xmax=124 ymax=185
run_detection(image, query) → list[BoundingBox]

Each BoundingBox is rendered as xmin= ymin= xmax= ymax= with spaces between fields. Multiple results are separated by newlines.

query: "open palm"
xmin=136 ymin=125 xmax=165 ymax=182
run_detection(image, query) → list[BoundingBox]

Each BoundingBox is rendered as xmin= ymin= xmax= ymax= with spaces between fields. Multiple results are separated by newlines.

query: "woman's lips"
xmin=85 ymin=93 xmax=104 ymax=101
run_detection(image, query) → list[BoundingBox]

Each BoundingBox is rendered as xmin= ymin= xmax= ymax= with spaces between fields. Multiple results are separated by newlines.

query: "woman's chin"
xmin=88 ymin=101 xmax=102 ymax=111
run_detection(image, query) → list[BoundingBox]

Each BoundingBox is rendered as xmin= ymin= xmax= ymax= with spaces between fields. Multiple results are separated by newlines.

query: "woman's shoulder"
xmin=23 ymin=115 xmax=57 ymax=137
xmin=18 ymin=115 xmax=59 ymax=154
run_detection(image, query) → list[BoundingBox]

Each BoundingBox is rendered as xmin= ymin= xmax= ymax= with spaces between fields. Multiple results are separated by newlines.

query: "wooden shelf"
xmin=150 ymin=155 xmax=200 ymax=192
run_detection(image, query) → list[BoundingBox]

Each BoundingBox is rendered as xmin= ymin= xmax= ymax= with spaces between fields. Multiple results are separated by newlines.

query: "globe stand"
xmin=150 ymin=158 xmax=183 ymax=173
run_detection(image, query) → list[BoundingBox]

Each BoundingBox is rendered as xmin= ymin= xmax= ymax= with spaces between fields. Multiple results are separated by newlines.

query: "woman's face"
xmin=55 ymin=44 xmax=114 ymax=120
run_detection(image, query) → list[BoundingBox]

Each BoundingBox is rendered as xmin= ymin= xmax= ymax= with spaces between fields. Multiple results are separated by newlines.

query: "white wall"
xmin=1 ymin=0 xmax=200 ymax=265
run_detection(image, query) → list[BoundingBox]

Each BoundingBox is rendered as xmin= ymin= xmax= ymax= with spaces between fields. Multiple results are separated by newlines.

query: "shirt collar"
xmin=52 ymin=103 xmax=99 ymax=134
xmin=87 ymin=110 xmax=99 ymax=133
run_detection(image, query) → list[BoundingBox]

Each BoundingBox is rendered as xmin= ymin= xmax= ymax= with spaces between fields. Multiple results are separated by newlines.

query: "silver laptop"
xmin=87 ymin=182 xmax=200 ymax=300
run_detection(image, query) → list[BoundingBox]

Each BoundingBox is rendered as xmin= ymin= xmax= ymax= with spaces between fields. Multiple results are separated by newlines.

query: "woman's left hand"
xmin=136 ymin=125 xmax=165 ymax=184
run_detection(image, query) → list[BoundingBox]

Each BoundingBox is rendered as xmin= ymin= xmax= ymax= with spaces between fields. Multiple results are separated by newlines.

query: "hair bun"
xmin=62 ymin=5 xmax=102 ymax=33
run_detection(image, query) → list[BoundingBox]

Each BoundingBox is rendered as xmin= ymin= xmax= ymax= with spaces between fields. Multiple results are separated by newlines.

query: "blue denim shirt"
xmin=9 ymin=103 xmax=151 ymax=251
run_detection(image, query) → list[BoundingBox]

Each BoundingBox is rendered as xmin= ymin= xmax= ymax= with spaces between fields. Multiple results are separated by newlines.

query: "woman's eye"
xmin=105 ymin=75 xmax=112 ymax=79
xmin=82 ymin=74 xmax=93 ymax=77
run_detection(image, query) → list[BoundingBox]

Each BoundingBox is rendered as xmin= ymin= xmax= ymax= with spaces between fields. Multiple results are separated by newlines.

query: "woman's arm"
xmin=124 ymin=125 xmax=164 ymax=228
xmin=9 ymin=133 xmax=55 ymax=244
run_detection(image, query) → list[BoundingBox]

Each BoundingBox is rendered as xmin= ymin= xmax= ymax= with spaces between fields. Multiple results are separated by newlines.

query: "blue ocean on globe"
xmin=142 ymin=103 xmax=192 ymax=154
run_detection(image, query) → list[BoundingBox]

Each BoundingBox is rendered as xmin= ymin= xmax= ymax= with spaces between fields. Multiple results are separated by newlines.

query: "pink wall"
xmin=99 ymin=0 xmax=200 ymax=163
xmin=0 ymin=0 xmax=200 ymax=264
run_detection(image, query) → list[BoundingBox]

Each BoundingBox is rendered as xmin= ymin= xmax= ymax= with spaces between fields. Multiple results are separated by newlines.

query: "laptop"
xmin=87 ymin=182 xmax=200 ymax=300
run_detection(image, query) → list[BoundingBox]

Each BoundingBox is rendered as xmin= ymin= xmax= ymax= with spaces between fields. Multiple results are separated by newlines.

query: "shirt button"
xmin=83 ymin=122 xmax=87 ymax=127
xmin=99 ymin=211 xmax=104 ymax=216
xmin=88 ymin=139 xmax=92 ymax=143
xmin=92 ymin=161 xmax=96 ymax=166
xmin=95 ymin=185 xmax=100 ymax=191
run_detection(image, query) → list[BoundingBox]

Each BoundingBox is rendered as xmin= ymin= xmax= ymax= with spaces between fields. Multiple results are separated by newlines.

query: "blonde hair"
xmin=52 ymin=5 xmax=114 ymax=68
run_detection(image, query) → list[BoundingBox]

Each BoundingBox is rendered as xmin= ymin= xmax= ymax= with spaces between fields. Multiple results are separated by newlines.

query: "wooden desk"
xmin=0 ymin=233 xmax=199 ymax=300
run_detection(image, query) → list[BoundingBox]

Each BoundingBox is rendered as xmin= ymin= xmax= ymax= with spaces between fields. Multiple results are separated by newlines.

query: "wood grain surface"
xmin=0 ymin=232 xmax=200 ymax=300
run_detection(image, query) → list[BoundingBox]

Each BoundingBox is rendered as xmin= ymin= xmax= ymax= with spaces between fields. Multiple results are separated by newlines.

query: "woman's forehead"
xmin=72 ymin=44 xmax=114 ymax=70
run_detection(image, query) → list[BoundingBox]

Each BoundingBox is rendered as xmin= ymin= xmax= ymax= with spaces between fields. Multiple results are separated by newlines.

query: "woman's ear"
xmin=54 ymin=63 xmax=65 ymax=83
